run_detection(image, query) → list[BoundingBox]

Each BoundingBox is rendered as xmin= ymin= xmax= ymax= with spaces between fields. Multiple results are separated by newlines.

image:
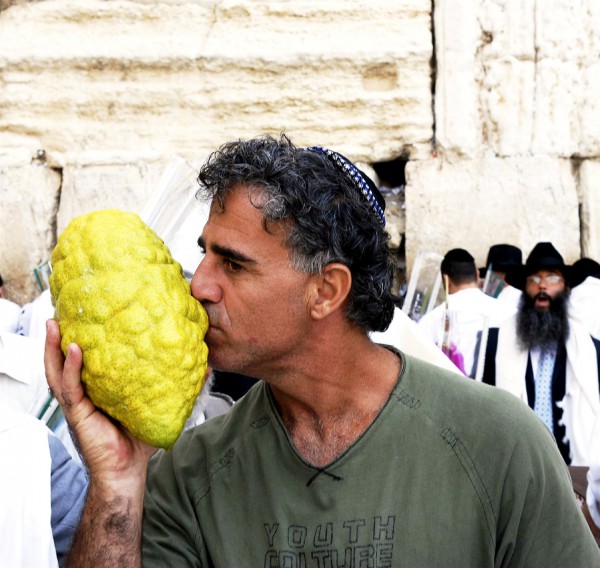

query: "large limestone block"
xmin=531 ymin=59 xmax=586 ymax=157
xmin=477 ymin=0 xmax=536 ymax=58
xmin=437 ymin=0 xmax=600 ymax=158
xmin=434 ymin=0 xmax=535 ymax=156
xmin=532 ymin=1 xmax=600 ymax=156
xmin=436 ymin=0 xmax=540 ymax=157
xmin=534 ymin=0 xmax=600 ymax=60
xmin=56 ymin=162 xmax=166 ymax=234
xmin=480 ymin=57 xmax=535 ymax=156
xmin=0 ymin=163 xmax=61 ymax=304
xmin=404 ymin=154 xmax=580 ymax=274
xmin=433 ymin=0 xmax=482 ymax=157
xmin=0 ymin=0 xmax=434 ymax=164
xmin=577 ymin=160 xmax=600 ymax=262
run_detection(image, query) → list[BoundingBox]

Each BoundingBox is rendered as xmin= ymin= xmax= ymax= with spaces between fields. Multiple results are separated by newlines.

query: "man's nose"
xmin=190 ymin=257 xmax=222 ymax=304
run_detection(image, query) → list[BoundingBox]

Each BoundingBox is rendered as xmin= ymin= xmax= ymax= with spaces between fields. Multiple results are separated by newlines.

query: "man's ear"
xmin=308 ymin=263 xmax=352 ymax=320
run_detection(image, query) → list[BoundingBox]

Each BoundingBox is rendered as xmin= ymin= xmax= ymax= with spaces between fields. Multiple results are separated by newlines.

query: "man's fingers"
xmin=61 ymin=342 xmax=85 ymax=407
xmin=44 ymin=319 xmax=86 ymax=414
xmin=45 ymin=319 xmax=65 ymax=392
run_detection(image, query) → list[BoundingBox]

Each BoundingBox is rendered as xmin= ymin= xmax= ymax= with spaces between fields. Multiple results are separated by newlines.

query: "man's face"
xmin=517 ymin=270 xmax=570 ymax=350
xmin=524 ymin=269 xmax=566 ymax=310
xmin=190 ymin=187 xmax=313 ymax=377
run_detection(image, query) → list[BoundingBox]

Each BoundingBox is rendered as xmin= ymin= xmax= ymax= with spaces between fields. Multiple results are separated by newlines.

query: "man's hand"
xmin=45 ymin=319 xmax=155 ymax=567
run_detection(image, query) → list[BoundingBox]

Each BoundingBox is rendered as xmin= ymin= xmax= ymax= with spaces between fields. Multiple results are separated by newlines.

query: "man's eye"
xmin=224 ymin=259 xmax=243 ymax=272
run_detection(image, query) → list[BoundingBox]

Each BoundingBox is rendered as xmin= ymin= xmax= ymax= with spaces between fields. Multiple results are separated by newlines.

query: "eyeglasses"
xmin=526 ymin=274 xmax=563 ymax=285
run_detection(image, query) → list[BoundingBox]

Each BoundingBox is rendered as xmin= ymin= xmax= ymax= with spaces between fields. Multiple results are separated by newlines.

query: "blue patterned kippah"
xmin=307 ymin=146 xmax=386 ymax=226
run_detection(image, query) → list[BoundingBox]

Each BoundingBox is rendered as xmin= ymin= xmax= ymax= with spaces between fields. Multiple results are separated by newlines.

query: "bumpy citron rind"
xmin=50 ymin=209 xmax=208 ymax=449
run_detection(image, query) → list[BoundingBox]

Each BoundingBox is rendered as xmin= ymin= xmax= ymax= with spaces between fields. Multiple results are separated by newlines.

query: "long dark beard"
xmin=516 ymin=289 xmax=570 ymax=351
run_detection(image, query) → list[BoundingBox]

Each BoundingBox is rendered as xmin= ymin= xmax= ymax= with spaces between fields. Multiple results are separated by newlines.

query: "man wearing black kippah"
xmin=46 ymin=136 xmax=600 ymax=566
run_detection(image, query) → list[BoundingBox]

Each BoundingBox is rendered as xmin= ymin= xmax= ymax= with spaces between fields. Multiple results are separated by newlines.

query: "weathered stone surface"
xmin=577 ymin=160 xmax=600 ymax=262
xmin=56 ymin=162 xmax=165 ymax=234
xmin=437 ymin=0 xmax=600 ymax=158
xmin=0 ymin=0 xmax=433 ymax=164
xmin=1 ymin=0 xmax=600 ymax=304
xmin=0 ymin=163 xmax=62 ymax=304
xmin=433 ymin=0 xmax=482 ymax=157
xmin=405 ymin=155 xmax=581 ymax=270
xmin=0 ymin=0 xmax=434 ymax=301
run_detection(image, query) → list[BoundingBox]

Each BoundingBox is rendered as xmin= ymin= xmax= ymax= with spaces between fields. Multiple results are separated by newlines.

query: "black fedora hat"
xmin=479 ymin=244 xmax=522 ymax=278
xmin=570 ymin=257 xmax=600 ymax=287
xmin=505 ymin=242 xmax=572 ymax=290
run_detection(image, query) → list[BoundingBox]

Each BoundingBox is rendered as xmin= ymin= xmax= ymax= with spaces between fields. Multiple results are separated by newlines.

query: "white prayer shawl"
xmin=0 ymin=406 xmax=58 ymax=567
xmin=496 ymin=284 xmax=521 ymax=317
xmin=417 ymin=288 xmax=509 ymax=378
xmin=570 ymin=276 xmax=600 ymax=339
xmin=495 ymin=315 xmax=600 ymax=465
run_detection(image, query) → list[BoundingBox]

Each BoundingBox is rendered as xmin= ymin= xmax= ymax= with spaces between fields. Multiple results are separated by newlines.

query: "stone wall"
xmin=0 ymin=0 xmax=598 ymax=304
xmin=409 ymin=0 xmax=600 ymax=269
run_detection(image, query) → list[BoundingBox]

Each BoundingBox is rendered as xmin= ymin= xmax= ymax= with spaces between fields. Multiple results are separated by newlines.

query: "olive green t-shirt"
xmin=143 ymin=352 xmax=600 ymax=567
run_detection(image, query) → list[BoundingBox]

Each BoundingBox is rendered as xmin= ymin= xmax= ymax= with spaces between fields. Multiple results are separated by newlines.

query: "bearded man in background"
xmin=483 ymin=242 xmax=600 ymax=465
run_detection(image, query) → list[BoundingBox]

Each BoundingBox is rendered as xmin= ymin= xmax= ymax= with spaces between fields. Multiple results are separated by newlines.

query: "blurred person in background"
xmin=479 ymin=243 xmax=522 ymax=316
xmin=569 ymin=257 xmax=600 ymax=340
xmin=418 ymin=248 xmax=507 ymax=378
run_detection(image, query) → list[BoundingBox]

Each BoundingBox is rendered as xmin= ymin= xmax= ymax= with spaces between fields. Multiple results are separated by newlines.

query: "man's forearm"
xmin=65 ymin=477 xmax=146 ymax=567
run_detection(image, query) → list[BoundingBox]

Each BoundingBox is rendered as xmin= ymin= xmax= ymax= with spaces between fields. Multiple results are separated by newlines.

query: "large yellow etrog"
xmin=49 ymin=209 xmax=208 ymax=449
